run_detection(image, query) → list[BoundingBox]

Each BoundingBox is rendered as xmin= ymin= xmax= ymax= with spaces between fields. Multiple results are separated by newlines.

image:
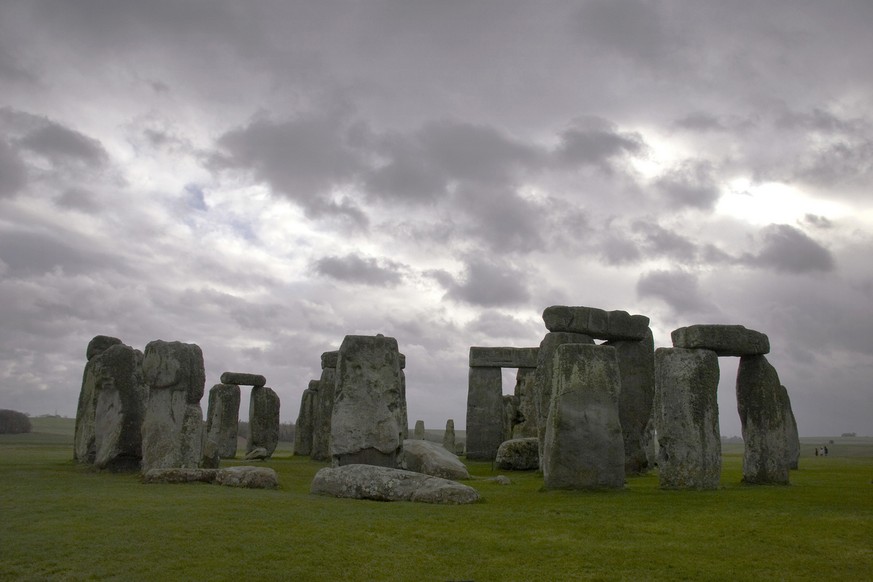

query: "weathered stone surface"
xmin=469 ymin=347 xmax=539 ymax=368
xmin=532 ymin=332 xmax=594 ymax=469
xmin=321 ymin=350 xmax=339 ymax=369
xmin=605 ymin=328 xmax=655 ymax=475
xmin=413 ymin=420 xmax=425 ymax=440
xmin=737 ymin=355 xmax=790 ymax=484
xmin=245 ymin=447 xmax=269 ymax=460
xmin=203 ymin=383 xmax=240 ymax=468
xmin=542 ymin=306 xmax=650 ymax=341
xmin=141 ymin=340 xmax=205 ymax=404
xmin=401 ymin=439 xmax=471 ymax=480
xmin=671 ymin=324 xmax=770 ymax=356
xmin=93 ymin=344 xmax=148 ymax=471
xmin=294 ymin=384 xmax=317 ymax=456
xmin=398 ymin=365 xmax=409 ymax=441
xmin=780 ymin=385 xmax=801 ymax=470
xmin=398 ymin=353 xmax=406 ymax=369
xmin=543 ymin=344 xmax=625 ymax=489
xmin=654 ymin=348 xmax=721 ymax=489
xmin=219 ymin=372 xmax=266 ymax=387
xmin=214 ymin=466 xmax=278 ymax=489
xmin=489 ymin=475 xmax=512 ymax=486
xmin=503 ymin=395 xmax=522 ymax=441
xmin=249 ymin=386 xmax=280 ymax=458
xmin=86 ymin=335 xmax=123 ymax=361
xmin=140 ymin=340 xmax=206 ymax=473
xmin=495 ymin=437 xmax=539 ymax=471
xmin=511 ymin=368 xmax=537 ymax=439
xmin=443 ymin=419 xmax=456 ymax=452
xmin=310 ymin=464 xmax=480 ymax=504
xmin=330 ymin=335 xmax=404 ymax=467
xmin=465 ymin=367 xmax=503 ymax=461
xmin=310 ymin=368 xmax=336 ymax=462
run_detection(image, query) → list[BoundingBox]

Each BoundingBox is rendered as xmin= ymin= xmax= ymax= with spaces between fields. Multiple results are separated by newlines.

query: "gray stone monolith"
xmin=672 ymin=324 xmax=770 ymax=356
xmin=465 ymin=366 xmax=503 ymax=461
xmin=511 ymin=368 xmax=538 ymax=438
xmin=220 ymin=372 xmax=266 ymax=387
xmin=543 ymin=344 xmax=625 ymax=490
xmin=248 ymin=386 xmax=280 ymax=458
xmin=532 ymin=332 xmax=594 ymax=469
xmin=294 ymin=383 xmax=317 ymax=456
xmin=202 ymin=383 xmax=240 ymax=467
xmin=443 ymin=419 xmax=456 ymax=452
xmin=495 ymin=437 xmax=539 ymax=471
xmin=93 ymin=344 xmax=148 ymax=471
xmin=414 ymin=419 xmax=426 ymax=440
xmin=780 ymin=385 xmax=800 ymax=470
xmin=399 ymin=353 xmax=409 ymax=440
xmin=503 ymin=394 xmax=522 ymax=441
xmin=310 ymin=358 xmax=337 ymax=462
xmin=330 ymin=335 xmax=404 ymax=467
xmin=140 ymin=340 xmax=206 ymax=472
xmin=654 ymin=347 xmax=721 ymax=489
xmin=74 ymin=335 xmax=124 ymax=464
xmin=542 ymin=305 xmax=650 ymax=340
xmin=736 ymin=355 xmax=790 ymax=484
xmin=605 ymin=328 xmax=655 ymax=475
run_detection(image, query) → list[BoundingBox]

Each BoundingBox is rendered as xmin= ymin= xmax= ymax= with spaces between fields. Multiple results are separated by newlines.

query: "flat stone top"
xmin=469 ymin=347 xmax=539 ymax=368
xmin=671 ymin=324 xmax=770 ymax=356
xmin=542 ymin=305 xmax=650 ymax=341
xmin=321 ymin=351 xmax=339 ymax=369
xmin=220 ymin=372 xmax=266 ymax=387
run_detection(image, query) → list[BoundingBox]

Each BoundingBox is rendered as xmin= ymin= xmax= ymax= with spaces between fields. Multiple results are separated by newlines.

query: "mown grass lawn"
xmin=1 ymin=420 xmax=871 ymax=581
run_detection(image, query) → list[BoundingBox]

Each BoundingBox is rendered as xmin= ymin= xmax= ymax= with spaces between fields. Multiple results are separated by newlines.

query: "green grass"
xmin=1 ymin=421 xmax=871 ymax=581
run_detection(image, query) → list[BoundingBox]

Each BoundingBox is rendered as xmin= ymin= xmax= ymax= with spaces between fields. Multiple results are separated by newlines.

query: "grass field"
xmin=1 ymin=418 xmax=871 ymax=581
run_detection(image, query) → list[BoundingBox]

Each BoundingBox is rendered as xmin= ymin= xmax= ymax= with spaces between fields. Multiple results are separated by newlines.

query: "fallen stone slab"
xmin=542 ymin=306 xmax=650 ymax=341
xmin=142 ymin=468 xmax=217 ymax=484
xmin=401 ymin=439 xmax=470 ymax=480
xmin=220 ymin=372 xmax=267 ymax=387
xmin=142 ymin=466 xmax=278 ymax=489
xmin=495 ymin=437 xmax=539 ymax=471
xmin=671 ymin=324 xmax=770 ymax=356
xmin=469 ymin=347 xmax=539 ymax=368
xmin=245 ymin=447 xmax=269 ymax=460
xmin=310 ymin=464 xmax=480 ymax=504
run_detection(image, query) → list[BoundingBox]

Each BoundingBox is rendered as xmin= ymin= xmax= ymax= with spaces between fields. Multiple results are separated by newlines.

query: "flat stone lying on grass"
xmin=142 ymin=466 xmax=278 ymax=489
xmin=671 ymin=324 xmax=770 ymax=356
xmin=310 ymin=464 xmax=480 ymax=504
xmin=245 ymin=447 xmax=269 ymax=460
xmin=401 ymin=439 xmax=470 ymax=480
xmin=495 ymin=437 xmax=539 ymax=471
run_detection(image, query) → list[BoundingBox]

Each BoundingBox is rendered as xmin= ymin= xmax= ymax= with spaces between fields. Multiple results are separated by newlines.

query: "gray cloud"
xmin=312 ymin=253 xmax=404 ymax=287
xmin=17 ymin=120 xmax=107 ymax=167
xmin=0 ymin=228 xmax=125 ymax=277
xmin=0 ymin=139 xmax=27 ymax=197
xmin=636 ymin=269 xmax=717 ymax=316
xmin=433 ymin=258 xmax=531 ymax=307
xmin=553 ymin=117 xmax=645 ymax=172
xmin=54 ymin=188 xmax=100 ymax=212
xmin=655 ymin=159 xmax=721 ymax=210
xmin=743 ymin=224 xmax=835 ymax=274
xmin=632 ymin=220 xmax=698 ymax=263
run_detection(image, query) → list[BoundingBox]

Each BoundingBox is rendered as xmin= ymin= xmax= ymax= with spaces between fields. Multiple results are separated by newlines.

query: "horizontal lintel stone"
xmin=671 ymin=324 xmax=770 ymax=356
xmin=469 ymin=347 xmax=540 ymax=368
xmin=220 ymin=372 xmax=266 ymax=387
xmin=542 ymin=305 xmax=650 ymax=341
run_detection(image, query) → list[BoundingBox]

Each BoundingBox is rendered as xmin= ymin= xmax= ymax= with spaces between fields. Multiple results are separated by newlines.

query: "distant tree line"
xmin=237 ymin=421 xmax=295 ymax=442
xmin=0 ymin=409 xmax=32 ymax=434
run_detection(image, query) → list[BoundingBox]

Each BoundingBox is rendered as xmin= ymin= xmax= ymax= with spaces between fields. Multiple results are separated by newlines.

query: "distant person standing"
xmin=824 ymin=445 xmax=828 ymax=456
xmin=815 ymin=447 xmax=819 ymax=456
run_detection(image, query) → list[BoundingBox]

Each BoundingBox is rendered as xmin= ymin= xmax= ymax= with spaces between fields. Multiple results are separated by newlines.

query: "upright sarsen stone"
xmin=93 ymin=344 xmax=148 ymax=471
xmin=203 ymin=383 xmax=240 ymax=467
xmin=511 ymin=368 xmax=538 ymax=439
xmin=443 ymin=419 xmax=456 ymax=452
xmin=654 ymin=348 xmax=721 ymax=489
xmin=780 ymin=385 xmax=801 ymax=470
xmin=249 ymin=386 xmax=280 ymax=458
xmin=465 ymin=366 xmax=503 ymax=461
xmin=140 ymin=340 xmax=206 ymax=472
xmin=310 ymin=354 xmax=338 ymax=462
xmin=330 ymin=335 xmax=405 ymax=468
xmin=736 ymin=355 xmax=790 ymax=484
xmin=74 ymin=335 xmax=124 ymax=464
xmin=294 ymin=383 xmax=317 ymax=457
xmin=542 ymin=344 xmax=625 ymax=489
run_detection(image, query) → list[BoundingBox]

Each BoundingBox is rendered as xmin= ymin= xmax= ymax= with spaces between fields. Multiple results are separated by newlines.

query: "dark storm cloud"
xmin=598 ymin=234 xmax=643 ymax=266
xmin=454 ymin=186 xmax=548 ymax=254
xmin=636 ymin=269 xmax=716 ymax=316
xmin=312 ymin=253 xmax=404 ymax=286
xmin=0 ymin=228 xmax=125 ymax=277
xmin=552 ymin=117 xmax=645 ymax=172
xmin=434 ymin=258 xmax=531 ymax=307
xmin=0 ymin=139 xmax=27 ymax=197
xmin=742 ymin=224 xmax=835 ymax=274
xmin=17 ymin=120 xmax=108 ymax=167
xmin=654 ymin=160 xmax=720 ymax=210
xmin=632 ymin=221 xmax=698 ymax=263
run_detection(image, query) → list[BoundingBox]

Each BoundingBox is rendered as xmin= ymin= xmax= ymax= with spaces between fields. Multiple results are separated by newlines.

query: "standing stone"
xmin=511 ymin=368 xmax=538 ymax=438
xmin=92 ymin=344 xmax=148 ymax=471
xmin=249 ymin=386 xmax=280 ymax=458
xmin=414 ymin=420 xmax=426 ymax=440
xmin=532 ymin=332 xmax=594 ymax=469
xmin=654 ymin=348 xmax=721 ymax=489
xmin=140 ymin=340 xmax=206 ymax=472
xmin=495 ymin=437 xmax=539 ymax=471
xmin=443 ymin=419 xmax=456 ymax=452
xmin=543 ymin=344 xmax=625 ymax=489
xmin=294 ymin=383 xmax=317 ymax=456
xmin=310 ymin=354 xmax=337 ymax=462
xmin=202 ymin=383 xmax=240 ymax=468
xmin=605 ymin=328 xmax=655 ymax=475
xmin=399 ymin=353 xmax=409 ymax=440
xmin=465 ymin=366 xmax=503 ymax=461
xmin=780 ymin=385 xmax=801 ymax=470
xmin=502 ymin=394 xmax=521 ymax=441
xmin=736 ymin=355 xmax=790 ymax=484
xmin=74 ymin=335 xmax=124 ymax=463
xmin=330 ymin=335 xmax=405 ymax=467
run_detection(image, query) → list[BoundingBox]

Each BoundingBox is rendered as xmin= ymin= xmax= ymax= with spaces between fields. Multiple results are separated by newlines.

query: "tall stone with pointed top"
xmin=543 ymin=343 xmax=625 ymax=489
xmin=140 ymin=340 xmax=206 ymax=472
xmin=443 ymin=419 xmax=456 ymax=452
xmin=779 ymin=385 xmax=801 ymax=470
xmin=202 ymin=383 xmax=240 ymax=467
xmin=249 ymin=386 xmax=280 ymax=458
xmin=294 ymin=383 xmax=317 ymax=456
xmin=413 ymin=420 xmax=425 ymax=440
xmin=654 ymin=347 xmax=721 ymax=489
xmin=330 ymin=335 xmax=405 ymax=468
xmin=736 ymin=355 xmax=790 ymax=484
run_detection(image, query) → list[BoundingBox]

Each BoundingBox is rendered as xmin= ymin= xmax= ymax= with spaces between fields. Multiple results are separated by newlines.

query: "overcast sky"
xmin=1 ymin=1 xmax=871 ymax=437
